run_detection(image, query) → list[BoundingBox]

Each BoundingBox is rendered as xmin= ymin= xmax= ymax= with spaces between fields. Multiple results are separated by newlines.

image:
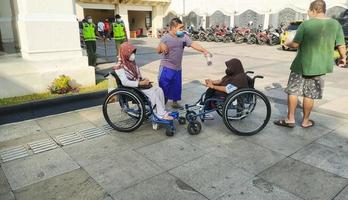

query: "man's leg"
xmin=91 ymin=41 xmax=97 ymax=67
xmin=115 ymin=40 xmax=121 ymax=61
xmin=85 ymin=41 xmax=93 ymax=66
xmin=302 ymin=97 xmax=314 ymax=127
xmin=287 ymin=95 xmax=298 ymax=123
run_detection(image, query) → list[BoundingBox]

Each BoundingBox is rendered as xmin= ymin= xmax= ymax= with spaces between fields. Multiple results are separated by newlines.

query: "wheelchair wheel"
xmin=187 ymin=120 xmax=202 ymax=135
xmin=102 ymin=89 xmax=146 ymax=132
xmin=222 ymin=88 xmax=271 ymax=136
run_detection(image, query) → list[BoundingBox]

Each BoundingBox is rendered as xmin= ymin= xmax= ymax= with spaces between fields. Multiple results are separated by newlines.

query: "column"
xmin=230 ymin=13 xmax=235 ymax=27
xmin=201 ymin=14 xmax=207 ymax=29
xmin=117 ymin=4 xmax=130 ymax=39
xmin=263 ymin=12 xmax=270 ymax=29
xmin=13 ymin=0 xmax=83 ymax=60
xmin=0 ymin=0 xmax=17 ymax=53
xmin=152 ymin=5 xmax=164 ymax=38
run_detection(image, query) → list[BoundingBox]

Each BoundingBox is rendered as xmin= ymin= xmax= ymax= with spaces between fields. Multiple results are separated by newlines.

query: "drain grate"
xmin=0 ymin=146 xmax=29 ymax=162
xmin=79 ymin=127 xmax=106 ymax=140
xmin=101 ymin=124 xmax=114 ymax=133
xmin=28 ymin=138 xmax=58 ymax=154
xmin=55 ymin=133 xmax=84 ymax=146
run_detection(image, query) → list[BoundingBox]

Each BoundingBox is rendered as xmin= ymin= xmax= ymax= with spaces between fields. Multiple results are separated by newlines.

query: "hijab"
xmin=113 ymin=42 xmax=141 ymax=80
xmin=220 ymin=58 xmax=248 ymax=88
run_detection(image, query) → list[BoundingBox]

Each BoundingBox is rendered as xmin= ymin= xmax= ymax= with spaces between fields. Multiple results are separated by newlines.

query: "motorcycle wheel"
xmin=234 ymin=35 xmax=244 ymax=44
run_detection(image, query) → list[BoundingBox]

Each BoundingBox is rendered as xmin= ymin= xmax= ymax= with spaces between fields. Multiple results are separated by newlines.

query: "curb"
xmin=0 ymin=90 xmax=107 ymax=125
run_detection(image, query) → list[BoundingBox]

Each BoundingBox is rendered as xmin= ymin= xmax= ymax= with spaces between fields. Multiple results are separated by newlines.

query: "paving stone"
xmin=334 ymin=185 xmax=348 ymax=200
xmin=77 ymin=106 xmax=107 ymax=125
xmin=169 ymin=151 xmax=253 ymax=199
xmin=14 ymin=169 xmax=111 ymax=200
xmin=0 ymin=131 xmax=49 ymax=150
xmin=83 ymin=149 xmax=164 ymax=194
xmin=0 ymin=120 xmax=43 ymax=143
xmin=136 ymin=138 xmax=207 ymax=170
xmin=211 ymin=139 xmax=285 ymax=175
xmin=36 ymin=112 xmax=88 ymax=131
xmin=245 ymin=123 xmax=331 ymax=156
xmin=316 ymin=124 xmax=348 ymax=152
xmin=291 ymin=142 xmax=348 ymax=179
xmin=0 ymin=168 xmax=15 ymax=200
xmin=63 ymin=135 xmax=131 ymax=166
xmin=2 ymin=149 xmax=80 ymax=190
xmin=216 ymin=177 xmax=302 ymax=200
xmin=117 ymin=123 xmax=169 ymax=149
xmin=47 ymin=122 xmax=97 ymax=137
xmin=259 ymin=158 xmax=348 ymax=200
xmin=113 ymin=173 xmax=208 ymax=200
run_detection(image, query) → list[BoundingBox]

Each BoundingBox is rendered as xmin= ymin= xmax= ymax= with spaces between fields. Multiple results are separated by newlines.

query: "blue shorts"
xmin=158 ymin=66 xmax=182 ymax=101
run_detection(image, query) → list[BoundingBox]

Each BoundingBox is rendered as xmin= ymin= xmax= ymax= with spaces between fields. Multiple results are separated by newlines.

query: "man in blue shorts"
xmin=157 ymin=18 xmax=210 ymax=109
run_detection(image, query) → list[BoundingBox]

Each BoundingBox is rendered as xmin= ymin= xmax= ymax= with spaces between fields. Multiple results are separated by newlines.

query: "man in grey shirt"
xmin=157 ymin=18 xmax=210 ymax=109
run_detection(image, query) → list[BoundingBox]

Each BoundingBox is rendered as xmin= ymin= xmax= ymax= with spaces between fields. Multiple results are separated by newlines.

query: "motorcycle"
xmin=234 ymin=22 xmax=253 ymax=44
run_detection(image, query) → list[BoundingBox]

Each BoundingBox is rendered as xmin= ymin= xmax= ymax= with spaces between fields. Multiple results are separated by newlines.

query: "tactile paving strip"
xmin=28 ymin=138 xmax=58 ymax=154
xmin=55 ymin=133 xmax=84 ymax=146
xmin=0 ymin=146 xmax=29 ymax=163
xmin=79 ymin=127 xmax=106 ymax=140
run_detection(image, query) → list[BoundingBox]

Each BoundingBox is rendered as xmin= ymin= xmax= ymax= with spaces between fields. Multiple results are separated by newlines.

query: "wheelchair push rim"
xmin=222 ymin=88 xmax=271 ymax=136
xmin=102 ymin=89 xmax=146 ymax=132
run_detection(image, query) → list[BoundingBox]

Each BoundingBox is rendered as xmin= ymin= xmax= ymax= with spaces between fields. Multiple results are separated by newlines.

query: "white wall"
xmin=167 ymin=0 xmax=348 ymax=16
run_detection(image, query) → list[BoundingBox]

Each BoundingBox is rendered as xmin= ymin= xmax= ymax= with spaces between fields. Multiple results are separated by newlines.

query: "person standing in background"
xmin=274 ymin=0 xmax=346 ymax=128
xmin=82 ymin=16 xmax=99 ymax=67
xmin=111 ymin=14 xmax=127 ymax=60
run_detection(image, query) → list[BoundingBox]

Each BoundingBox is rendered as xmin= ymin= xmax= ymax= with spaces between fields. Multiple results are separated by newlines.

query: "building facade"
xmin=0 ymin=0 xmax=347 ymax=98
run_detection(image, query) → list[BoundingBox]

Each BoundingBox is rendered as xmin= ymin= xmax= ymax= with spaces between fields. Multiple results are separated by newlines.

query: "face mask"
xmin=176 ymin=31 xmax=185 ymax=38
xmin=87 ymin=19 xmax=93 ymax=23
xmin=129 ymin=53 xmax=135 ymax=61
xmin=116 ymin=19 xmax=122 ymax=23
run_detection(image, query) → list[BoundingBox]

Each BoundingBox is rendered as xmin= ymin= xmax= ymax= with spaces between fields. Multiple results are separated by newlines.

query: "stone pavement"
xmin=1 ymin=38 xmax=348 ymax=200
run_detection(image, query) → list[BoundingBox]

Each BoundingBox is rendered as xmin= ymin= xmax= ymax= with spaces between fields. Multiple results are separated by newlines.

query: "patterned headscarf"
xmin=113 ymin=42 xmax=141 ymax=80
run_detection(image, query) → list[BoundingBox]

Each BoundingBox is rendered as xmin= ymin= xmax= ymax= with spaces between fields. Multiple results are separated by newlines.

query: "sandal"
xmin=273 ymin=119 xmax=295 ymax=128
xmin=301 ymin=120 xmax=315 ymax=128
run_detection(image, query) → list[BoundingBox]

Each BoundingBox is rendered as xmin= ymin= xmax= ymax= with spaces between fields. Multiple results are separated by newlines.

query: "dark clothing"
xmin=219 ymin=58 xmax=248 ymax=88
xmin=85 ymin=41 xmax=96 ymax=67
xmin=204 ymin=58 xmax=248 ymax=104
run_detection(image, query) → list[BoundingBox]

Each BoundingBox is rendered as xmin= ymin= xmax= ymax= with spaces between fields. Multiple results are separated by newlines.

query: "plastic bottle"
xmin=205 ymin=53 xmax=213 ymax=66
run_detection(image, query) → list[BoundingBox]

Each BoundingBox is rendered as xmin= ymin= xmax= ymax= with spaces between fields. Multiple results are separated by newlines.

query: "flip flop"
xmin=273 ymin=119 xmax=295 ymax=128
xmin=301 ymin=120 xmax=315 ymax=128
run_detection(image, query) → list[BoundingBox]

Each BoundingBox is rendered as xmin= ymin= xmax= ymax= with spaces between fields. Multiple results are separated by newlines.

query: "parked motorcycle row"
xmin=185 ymin=22 xmax=284 ymax=46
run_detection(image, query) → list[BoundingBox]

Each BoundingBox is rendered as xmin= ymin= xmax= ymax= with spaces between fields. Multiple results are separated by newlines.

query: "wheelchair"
xmin=182 ymin=71 xmax=271 ymax=136
xmin=102 ymin=71 xmax=181 ymax=136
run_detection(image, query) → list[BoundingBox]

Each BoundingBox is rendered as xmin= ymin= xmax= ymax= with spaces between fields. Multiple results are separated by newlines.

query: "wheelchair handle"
xmin=254 ymin=75 xmax=264 ymax=79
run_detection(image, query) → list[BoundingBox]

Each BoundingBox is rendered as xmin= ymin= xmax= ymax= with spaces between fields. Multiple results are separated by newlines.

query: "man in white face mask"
xmin=82 ymin=16 xmax=99 ymax=67
xmin=110 ymin=14 xmax=127 ymax=61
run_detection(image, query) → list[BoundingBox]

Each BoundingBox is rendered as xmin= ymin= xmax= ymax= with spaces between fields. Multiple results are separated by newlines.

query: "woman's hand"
xmin=139 ymin=79 xmax=150 ymax=86
xmin=205 ymin=80 xmax=214 ymax=89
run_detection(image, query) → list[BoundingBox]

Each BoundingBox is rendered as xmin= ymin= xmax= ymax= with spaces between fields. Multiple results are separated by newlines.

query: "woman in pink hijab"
xmin=114 ymin=42 xmax=173 ymax=120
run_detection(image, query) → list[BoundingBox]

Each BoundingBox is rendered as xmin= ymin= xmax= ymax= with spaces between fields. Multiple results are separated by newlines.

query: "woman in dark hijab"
xmin=204 ymin=58 xmax=248 ymax=98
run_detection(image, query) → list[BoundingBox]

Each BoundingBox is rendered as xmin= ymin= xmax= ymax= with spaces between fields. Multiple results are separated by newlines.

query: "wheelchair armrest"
xmin=245 ymin=71 xmax=254 ymax=74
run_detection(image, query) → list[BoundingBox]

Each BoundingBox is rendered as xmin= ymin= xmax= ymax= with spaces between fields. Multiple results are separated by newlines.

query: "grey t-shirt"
xmin=160 ymin=33 xmax=192 ymax=70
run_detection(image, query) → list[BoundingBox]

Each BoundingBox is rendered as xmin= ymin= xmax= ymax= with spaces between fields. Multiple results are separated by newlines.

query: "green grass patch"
xmin=0 ymin=80 xmax=108 ymax=106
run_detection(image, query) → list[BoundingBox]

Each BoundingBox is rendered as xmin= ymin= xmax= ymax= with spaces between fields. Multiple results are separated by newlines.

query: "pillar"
xmin=263 ymin=12 xmax=270 ymax=29
xmin=13 ymin=0 xmax=83 ymax=60
xmin=117 ymin=4 xmax=130 ymax=39
xmin=0 ymin=0 xmax=17 ymax=53
xmin=152 ymin=5 xmax=164 ymax=38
